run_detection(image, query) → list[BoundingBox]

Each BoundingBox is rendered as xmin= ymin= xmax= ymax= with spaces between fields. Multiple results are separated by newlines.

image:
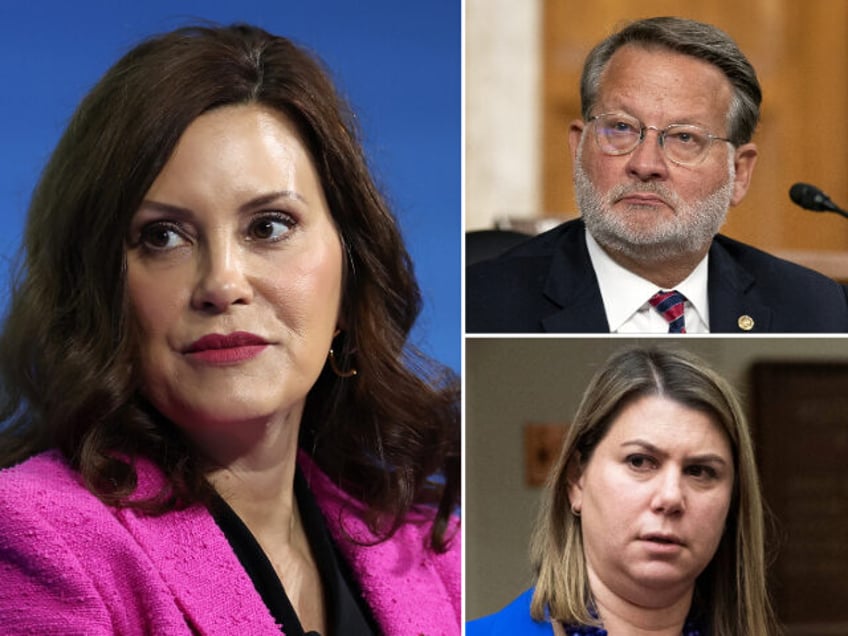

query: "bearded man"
xmin=466 ymin=17 xmax=848 ymax=333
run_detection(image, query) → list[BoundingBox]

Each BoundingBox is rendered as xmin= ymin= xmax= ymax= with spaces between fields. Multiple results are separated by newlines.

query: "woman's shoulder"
xmin=0 ymin=450 xmax=125 ymax=560
xmin=0 ymin=451 xmax=127 ymax=632
xmin=467 ymin=589 xmax=553 ymax=636
xmin=0 ymin=450 xmax=94 ymax=509
xmin=298 ymin=450 xmax=462 ymax=633
xmin=299 ymin=447 xmax=461 ymax=558
xmin=298 ymin=449 xmax=457 ymax=532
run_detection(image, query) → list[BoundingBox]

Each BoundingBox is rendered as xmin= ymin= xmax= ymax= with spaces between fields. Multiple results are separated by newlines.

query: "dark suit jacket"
xmin=466 ymin=218 xmax=848 ymax=333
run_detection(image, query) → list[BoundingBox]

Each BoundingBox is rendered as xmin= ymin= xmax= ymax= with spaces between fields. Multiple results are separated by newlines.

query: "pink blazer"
xmin=0 ymin=450 xmax=460 ymax=635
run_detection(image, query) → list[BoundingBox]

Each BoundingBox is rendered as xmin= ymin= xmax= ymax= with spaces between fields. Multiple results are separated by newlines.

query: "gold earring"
xmin=328 ymin=348 xmax=357 ymax=378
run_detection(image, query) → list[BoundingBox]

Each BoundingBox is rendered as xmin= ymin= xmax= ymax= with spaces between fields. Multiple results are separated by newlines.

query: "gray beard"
xmin=574 ymin=142 xmax=735 ymax=263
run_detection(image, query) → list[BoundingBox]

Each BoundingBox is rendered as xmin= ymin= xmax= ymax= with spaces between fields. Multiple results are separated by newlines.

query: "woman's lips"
xmin=183 ymin=332 xmax=269 ymax=364
xmin=640 ymin=533 xmax=685 ymax=554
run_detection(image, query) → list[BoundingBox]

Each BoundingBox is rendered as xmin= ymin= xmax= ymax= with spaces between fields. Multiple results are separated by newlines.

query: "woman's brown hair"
xmin=0 ymin=24 xmax=459 ymax=550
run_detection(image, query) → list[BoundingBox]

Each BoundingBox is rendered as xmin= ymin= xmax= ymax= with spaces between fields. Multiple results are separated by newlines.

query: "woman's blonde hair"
xmin=530 ymin=347 xmax=779 ymax=634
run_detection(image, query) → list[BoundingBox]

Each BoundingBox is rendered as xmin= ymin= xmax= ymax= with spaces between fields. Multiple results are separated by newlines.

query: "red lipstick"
xmin=183 ymin=332 xmax=268 ymax=364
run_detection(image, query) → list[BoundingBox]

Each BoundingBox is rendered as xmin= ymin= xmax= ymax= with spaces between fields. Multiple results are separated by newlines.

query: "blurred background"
xmin=0 ymin=0 xmax=460 ymax=371
xmin=466 ymin=0 xmax=848 ymax=281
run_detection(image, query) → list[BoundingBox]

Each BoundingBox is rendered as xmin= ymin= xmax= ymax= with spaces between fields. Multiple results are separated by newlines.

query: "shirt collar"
xmin=585 ymin=228 xmax=710 ymax=332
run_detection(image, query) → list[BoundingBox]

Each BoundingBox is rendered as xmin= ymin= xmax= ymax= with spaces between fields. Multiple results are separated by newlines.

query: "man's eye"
xmin=611 ymin=121 xmax=638 ymax=134
xmin=667 ymin=130 xmax=705 ymax=145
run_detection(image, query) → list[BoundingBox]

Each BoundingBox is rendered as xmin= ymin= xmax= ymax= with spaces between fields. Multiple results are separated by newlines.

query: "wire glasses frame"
xmin=587 ymin=112 xmax=734 ymax=166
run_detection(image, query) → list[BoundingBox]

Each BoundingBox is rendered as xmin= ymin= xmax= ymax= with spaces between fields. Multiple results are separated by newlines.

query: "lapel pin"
xmin=737 ymin=315 xmax=755 ymax=331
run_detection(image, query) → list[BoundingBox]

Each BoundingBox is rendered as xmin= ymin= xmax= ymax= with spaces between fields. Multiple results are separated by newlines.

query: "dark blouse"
xmin=211 ymin=468 xmax=378 ymax=636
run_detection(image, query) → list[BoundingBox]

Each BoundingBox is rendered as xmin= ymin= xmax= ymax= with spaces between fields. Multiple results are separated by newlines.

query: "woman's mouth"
xmin=183 ymin=332 xmax=269 ymax=364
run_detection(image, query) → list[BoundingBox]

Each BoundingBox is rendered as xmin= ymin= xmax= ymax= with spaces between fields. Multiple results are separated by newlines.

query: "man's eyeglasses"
xmin=587 ymin=112 xmax=734 ymax=166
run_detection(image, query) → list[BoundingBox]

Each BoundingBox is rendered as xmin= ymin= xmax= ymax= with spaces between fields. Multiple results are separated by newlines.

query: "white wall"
xmin=466 ymin=0 xmax=542 ymax=230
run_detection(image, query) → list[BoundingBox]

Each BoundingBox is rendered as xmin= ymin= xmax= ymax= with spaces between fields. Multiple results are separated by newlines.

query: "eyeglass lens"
xmin=593 ymin=114 xmax=716 ymax=165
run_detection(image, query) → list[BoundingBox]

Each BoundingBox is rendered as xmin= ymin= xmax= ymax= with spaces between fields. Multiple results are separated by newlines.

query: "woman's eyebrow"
xmin=135 ymin=190 xmax=308 ymax=219
xmin=620 ymin=439 xmax=664 ymax=454
xmin=620 ymin=439 xmax=729 ymax=465
xmin=135 ymin=200 xmax=193 ymax=219
xmin=238 ymin=189 xmax=308 ymax=212
xmin=685 ymin=454 xmax=729 ymax=466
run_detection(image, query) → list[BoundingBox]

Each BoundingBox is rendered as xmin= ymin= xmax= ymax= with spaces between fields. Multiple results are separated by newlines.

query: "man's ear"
xmin=568 ymin=119 xmax=586 ymax=164
xmin=730 ymin=142 xmax=758 ymax=207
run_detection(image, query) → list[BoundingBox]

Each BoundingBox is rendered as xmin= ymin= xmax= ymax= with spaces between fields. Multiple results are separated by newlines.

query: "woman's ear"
xmin=566 ymin=453 xmax=585 ymax=514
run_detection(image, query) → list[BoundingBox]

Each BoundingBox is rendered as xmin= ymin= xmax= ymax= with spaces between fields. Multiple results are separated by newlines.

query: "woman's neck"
xmin=202 ymin=410 xmax=302 ymax=540
xmin=587 ymin=569 xmax=695 ymax=636
xmin=201 ymin=411 xmax=327 ymax=633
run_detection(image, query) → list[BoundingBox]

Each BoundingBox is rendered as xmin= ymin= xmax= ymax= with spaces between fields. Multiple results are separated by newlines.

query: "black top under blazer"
xmin=466 ymin=218 xmax=848 ymax=333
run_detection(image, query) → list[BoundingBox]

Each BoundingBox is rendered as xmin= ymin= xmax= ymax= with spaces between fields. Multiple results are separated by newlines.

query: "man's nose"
xmin=625 ymin=127 xmax=670 ymax=181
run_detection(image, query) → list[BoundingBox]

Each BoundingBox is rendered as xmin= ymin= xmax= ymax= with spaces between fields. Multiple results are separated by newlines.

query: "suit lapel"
xmin=116 ymin=462 xmax=281 ymax=635
xmin=540 ymin=220 xmax=610 ymax=333
xmin=534 ymin=222 xmax=778 ymax=333
xmin=708 ymin=239 xmax=773 ymax=332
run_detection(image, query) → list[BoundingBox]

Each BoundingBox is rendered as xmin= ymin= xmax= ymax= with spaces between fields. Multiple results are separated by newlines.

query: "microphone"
xmin=789 ymin=182 xmax=848 ymax=218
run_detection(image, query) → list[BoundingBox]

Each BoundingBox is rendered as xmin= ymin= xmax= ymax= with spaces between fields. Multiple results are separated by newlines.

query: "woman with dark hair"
xmin=0 ymin=24 xmax=459 ymax=635
xmin=468 ymin=347 xmax=779 ymax=635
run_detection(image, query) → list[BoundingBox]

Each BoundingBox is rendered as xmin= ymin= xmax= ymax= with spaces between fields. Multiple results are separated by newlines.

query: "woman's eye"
xmin=626 ymin=454 xmax=656 ymax=471
xmin=248 ymin=214 xmax=295 ymax=241
xmin=139 ymin=223 xmax=187 ymax=250
xmin=686 ymin=465 xmax=718 ymax=480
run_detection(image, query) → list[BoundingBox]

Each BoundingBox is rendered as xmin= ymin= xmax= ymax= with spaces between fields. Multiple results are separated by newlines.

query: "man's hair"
xmin=580 ymin=16 xmax=762 ymax=145
xmin=0 ymin=24 xmax=459 ymax=550
xmin=530 ymin=347 xmax=779 ymax=634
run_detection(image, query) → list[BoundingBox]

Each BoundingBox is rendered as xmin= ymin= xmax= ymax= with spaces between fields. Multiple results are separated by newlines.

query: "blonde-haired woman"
xmin=468 ymin=347 xmax=779 ymax=635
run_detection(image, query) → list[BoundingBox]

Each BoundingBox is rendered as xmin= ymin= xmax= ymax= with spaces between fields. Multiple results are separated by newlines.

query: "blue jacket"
xmin=467 ymin=589 xmax=553 ymax=635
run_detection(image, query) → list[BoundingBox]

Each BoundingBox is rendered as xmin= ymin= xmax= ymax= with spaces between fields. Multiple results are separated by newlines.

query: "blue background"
xmin=0 ymin=0 xmax=460 ymax=371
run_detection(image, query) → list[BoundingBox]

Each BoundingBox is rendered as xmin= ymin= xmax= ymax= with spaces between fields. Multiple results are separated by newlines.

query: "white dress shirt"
xmin=585 ymin=229 xmax=710 ymax=333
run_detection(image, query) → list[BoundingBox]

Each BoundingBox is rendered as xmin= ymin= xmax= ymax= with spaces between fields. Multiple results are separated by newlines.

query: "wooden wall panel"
xmin=542 ymin=0 xmax=848 ymax=276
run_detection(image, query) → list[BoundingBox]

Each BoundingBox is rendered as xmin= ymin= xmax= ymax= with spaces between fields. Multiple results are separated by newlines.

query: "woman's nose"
xmin=651 ymin=469 xmax=685 ymax=516
xmin=190 ymin=239 xmax=253 ymax=312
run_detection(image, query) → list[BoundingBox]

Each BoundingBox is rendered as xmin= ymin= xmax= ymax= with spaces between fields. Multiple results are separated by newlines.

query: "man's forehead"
xmin=595 ymin=44 xmax=734 ymax=125
xmin=600 ymin=42 xmax=730 ymax=87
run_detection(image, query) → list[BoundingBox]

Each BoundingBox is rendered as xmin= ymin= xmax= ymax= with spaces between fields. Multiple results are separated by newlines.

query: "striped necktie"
xmin=649 ymin=290 xmax=687 ymax=333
